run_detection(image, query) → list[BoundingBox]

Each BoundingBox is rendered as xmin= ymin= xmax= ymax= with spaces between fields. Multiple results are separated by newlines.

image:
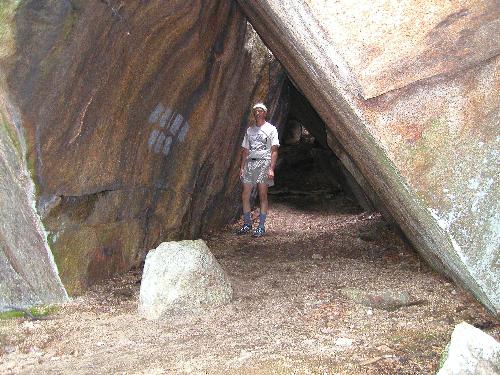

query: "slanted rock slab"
xmin=437 ymin=322 xmax=500 ymax=375
xmin=237 ymin=0 xmax=500 ymax=316
xmin=138 ymin=240 xmax=232 ymax=319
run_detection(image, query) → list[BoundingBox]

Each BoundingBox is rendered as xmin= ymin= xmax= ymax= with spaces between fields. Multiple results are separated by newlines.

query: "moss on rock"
xmin=0 ymin=305 xmax=59 ymax=320
xmin=0 ymin=111 xmax=21 ymax=157
xmin=0 ymin=0 xmax=20 ymax=59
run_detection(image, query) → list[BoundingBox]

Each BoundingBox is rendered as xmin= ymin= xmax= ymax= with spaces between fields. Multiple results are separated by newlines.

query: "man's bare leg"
xmin=242 ymin=183 xmax=253 ymax=215
xmin=235 ymin=183 xmax=253 ymax=234
xmin=257 ymin=183 xmax=268 ymax=230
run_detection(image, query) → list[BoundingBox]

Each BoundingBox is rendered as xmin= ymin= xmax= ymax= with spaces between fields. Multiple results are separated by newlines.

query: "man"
xmin=237 ymin=103 xmax=280 ymax=237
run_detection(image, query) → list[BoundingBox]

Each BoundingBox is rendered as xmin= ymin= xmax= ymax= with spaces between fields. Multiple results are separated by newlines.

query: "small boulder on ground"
xmin=139 ymin=240 xmax=232 ymax=319
xmin=437 ymin=322 xmax=500 ymax=375
xmin=339 ymin=288 xmax=424 ymax=311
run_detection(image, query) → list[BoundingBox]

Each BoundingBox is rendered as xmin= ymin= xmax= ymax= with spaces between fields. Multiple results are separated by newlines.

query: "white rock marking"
xmin=162 ymin=136 xmax=172 ymax=156
xmin=159 ymin=107 xmax=173 ymax=128
xmin=153 ymin=132 xmax=166 ymax=154
xmin=148 ymin=129 xmax=159 ymax=149
xmin=178 ymin=123 xmax=189 ymax=142
xmin=148 ymin=103 xmax=165 ymax=124
xmin=170 ymin=113 xmax=184 ymax=135
xmin=146 ymin=103 xmax=190 ymax=157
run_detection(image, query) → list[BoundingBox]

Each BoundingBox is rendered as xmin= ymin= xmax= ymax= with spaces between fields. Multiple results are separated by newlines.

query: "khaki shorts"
xmin=241 ymin=159 xmax=274 ymax=187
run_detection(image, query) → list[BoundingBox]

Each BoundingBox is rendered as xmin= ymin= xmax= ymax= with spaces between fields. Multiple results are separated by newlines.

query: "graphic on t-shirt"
xmin=242 ymin=123 xmax=279 ymax=160
xmin=249 ymin=132 xmax=268 ymax=153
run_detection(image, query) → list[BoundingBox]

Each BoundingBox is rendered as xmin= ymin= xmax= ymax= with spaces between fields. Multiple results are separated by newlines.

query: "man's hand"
xmin=267 ymin=168 xmax=274 ymax=180
xmin=240 ymin=147 xmax=249 ymax=179
xmin=269 ymin=145 xmax=278 ymax=180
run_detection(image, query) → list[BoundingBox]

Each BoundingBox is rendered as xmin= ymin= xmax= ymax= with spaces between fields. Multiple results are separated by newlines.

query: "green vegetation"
xmin=0 ymin=0 xmax=21 ymax=57
xmin=409 ymin=117 xmax=445 ymax=158
xmin=0 ymin=304 xmax=58 ymax=320
xmin=1 ymin=111 xmax=22 ymax=157
xmin=50 ymin=228 xmax=94 ymax=295
xmin=62 ymin=7 xmax=78 ymax=41
xmin=39 ymin=3 xmax=80 ymax=80
xmin=47 ymin=231 xmax=57 ymax=249
xmin=25 ymin=150 xmax=41 ymax=197
xmin=437 ymin=343 xmax=450 ymax=370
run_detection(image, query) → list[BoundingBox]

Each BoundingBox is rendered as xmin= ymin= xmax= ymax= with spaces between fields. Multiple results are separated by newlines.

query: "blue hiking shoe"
xmin=252 ymin=226 xmax=265 ymax=238
xmin=236 ymin=223 xmax=252 ymax=235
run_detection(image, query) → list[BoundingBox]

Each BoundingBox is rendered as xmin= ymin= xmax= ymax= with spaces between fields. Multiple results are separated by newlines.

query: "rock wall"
xmin=0 ymin=1 xmax=68 ymax=310
xmin=0 ymin=0 xmax=285 ymax=294
xmin=237 ymin=0 xmax=499 ymax=314
xmin=0 ymin=95 xmax=68 ymax=310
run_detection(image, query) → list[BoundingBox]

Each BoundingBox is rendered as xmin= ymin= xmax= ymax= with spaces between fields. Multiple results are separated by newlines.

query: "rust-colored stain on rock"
xmin=0 ymin=0 xmax=286 ymax=292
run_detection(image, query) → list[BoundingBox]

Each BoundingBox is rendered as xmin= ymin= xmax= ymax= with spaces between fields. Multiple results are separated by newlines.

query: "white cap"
xmin=252 ymin=103 xmax=268 ymax=112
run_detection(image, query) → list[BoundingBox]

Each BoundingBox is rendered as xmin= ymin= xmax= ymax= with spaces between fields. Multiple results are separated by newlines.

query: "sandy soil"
xmin=1 ymin=190 xmax=498 ymax=375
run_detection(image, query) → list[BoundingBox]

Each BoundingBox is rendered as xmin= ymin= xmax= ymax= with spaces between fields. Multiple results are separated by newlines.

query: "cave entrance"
xmin=240 ymin=76 xmax=412 ymax=263
xmin=266 ymin=80 xmax=378 ymax=221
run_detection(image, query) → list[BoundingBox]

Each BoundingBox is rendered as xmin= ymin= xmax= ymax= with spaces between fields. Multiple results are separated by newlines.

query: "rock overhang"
xmin=0 ymin=0 xmax=498 ymax=316
xmin=0 ymin=0 xmax=287 ymax=295
xmin=236 ymin=0 xmax=499 ymax=315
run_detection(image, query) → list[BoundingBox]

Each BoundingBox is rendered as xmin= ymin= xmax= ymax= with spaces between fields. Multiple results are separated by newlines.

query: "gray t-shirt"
xmin=242 ymin=122 xmax=280 ymax=160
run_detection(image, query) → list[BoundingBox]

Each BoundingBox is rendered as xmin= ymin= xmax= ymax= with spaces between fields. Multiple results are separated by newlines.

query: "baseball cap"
xmin=252 ymin=103 xmax=268 ymax=112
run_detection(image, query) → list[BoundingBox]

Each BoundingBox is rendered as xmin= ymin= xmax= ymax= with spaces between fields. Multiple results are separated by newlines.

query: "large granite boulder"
xmin=0 ymin=0 xmax=286 ymax=294
xmin=139 ymin=240 xmax=232 ymax=319
xmin=0 ymin=2 xmax=68 ymax=308
xmin=237 ymin=0 xmax=500 ymax=314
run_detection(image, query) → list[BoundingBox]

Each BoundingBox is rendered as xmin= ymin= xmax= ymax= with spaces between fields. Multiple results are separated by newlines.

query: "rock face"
xmin=1 ymin=0 xmax=498 ymax=316
xmin=437 ymin=322 xmax=500 ymax=375
xmin=237 ymin=0 xmax=500 ymax=314
xmin=139 ymin=240 xmax=232 ymax=319
xmin=0 ymin=0 xmax=286 ymax=294
xmin=0 ymin=95 xmax=68 ymax=310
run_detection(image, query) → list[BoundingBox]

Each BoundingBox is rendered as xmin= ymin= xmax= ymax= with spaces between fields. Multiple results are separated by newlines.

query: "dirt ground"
xmin=1 ymin=190 xmax=499 ymax=375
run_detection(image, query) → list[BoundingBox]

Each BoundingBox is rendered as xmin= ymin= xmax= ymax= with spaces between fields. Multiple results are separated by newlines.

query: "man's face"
xmin=253 ymin=108 xmax=266 ymax=121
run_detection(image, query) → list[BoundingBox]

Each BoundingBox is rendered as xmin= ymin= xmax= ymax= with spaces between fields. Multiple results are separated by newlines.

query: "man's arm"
xmin=240 ymin=147 xmax=249 ymax=177
xmin=268 ymin=145 xmax=278 ymax=179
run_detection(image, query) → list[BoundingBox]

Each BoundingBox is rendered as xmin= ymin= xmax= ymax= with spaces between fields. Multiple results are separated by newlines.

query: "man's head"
xmin=252 ymin=103 xmax=267 ymax=123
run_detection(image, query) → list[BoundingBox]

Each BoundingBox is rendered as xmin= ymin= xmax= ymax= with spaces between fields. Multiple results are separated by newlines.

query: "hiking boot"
xmin=236 ymin=223 xmax=252 ymax=235
xmin=252 ymin=226 xmax=265 ymax=238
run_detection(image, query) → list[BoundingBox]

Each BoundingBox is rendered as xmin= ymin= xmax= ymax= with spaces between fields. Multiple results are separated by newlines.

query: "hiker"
xmin=237 ymin=103 xmax=280 ymax=237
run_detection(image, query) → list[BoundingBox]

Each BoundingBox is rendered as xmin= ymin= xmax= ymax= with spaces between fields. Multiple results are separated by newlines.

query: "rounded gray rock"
xmin=139 ymin=240 xmax=232 ymax=319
